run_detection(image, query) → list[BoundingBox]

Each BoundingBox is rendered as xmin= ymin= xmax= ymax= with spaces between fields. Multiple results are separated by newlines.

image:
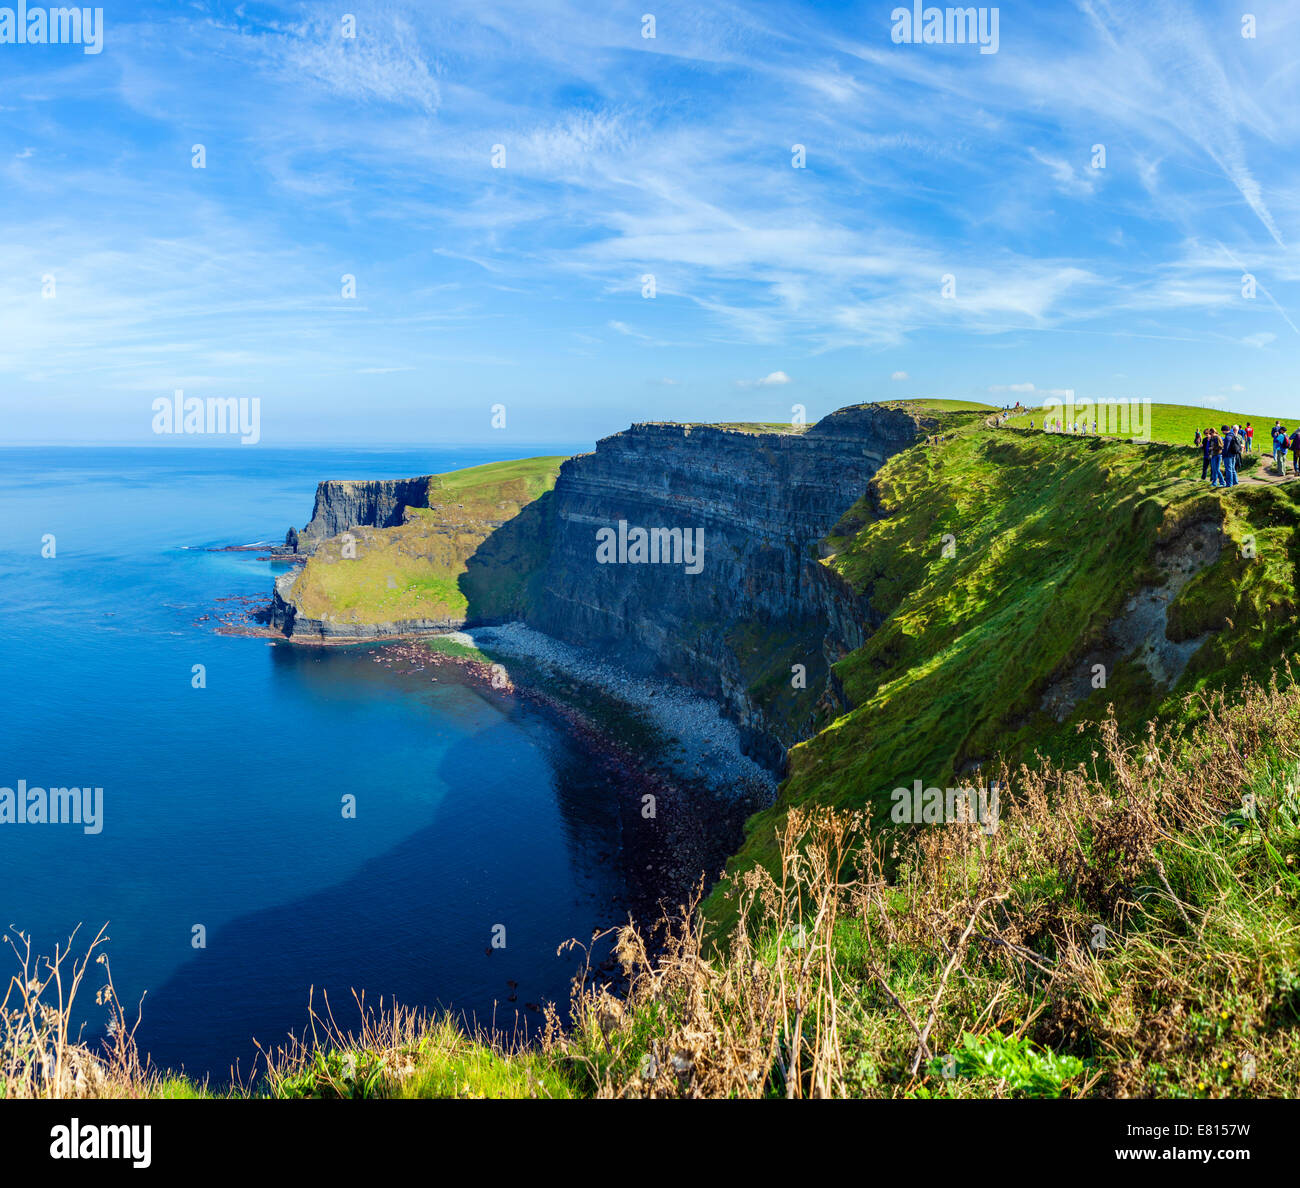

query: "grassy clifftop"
xmin=714 ymin=420 xmax=1300 ymax=918
xmin=288 ymin=456 xmax=565 ymax=626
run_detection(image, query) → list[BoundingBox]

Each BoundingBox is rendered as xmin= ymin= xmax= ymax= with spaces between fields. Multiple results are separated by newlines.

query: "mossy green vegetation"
xmin=265 ymin=1017 xmax=577 ymax=1100
xmin=422 ymin=635 xmax=491 ymax=663
xmin=289 ymin=456 xmax=564 ymax=625
xmin=729 ymin=618 xmax=832 ymax=745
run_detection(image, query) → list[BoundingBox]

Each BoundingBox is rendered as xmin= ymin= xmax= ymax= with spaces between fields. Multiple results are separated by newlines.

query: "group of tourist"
xmin=1270 ymin=422 xmax=1300 ymax=477
xmin=1042 ymin=418 xmax=1098 ymax=434
xmin=1197 ymin=424 xmax=1246 ymax=486
xmin=1196 ymin=422 xmax=1300 ymax=484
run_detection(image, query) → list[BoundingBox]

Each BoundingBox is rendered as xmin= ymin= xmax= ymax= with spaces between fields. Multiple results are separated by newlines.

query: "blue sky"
xmin=1 ymin=0 xmax=1298 ymax=445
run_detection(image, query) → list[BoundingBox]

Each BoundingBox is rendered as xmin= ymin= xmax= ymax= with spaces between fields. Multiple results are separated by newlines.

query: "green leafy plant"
xmin=271 ymin=1048 xmax=390 ymax=1100
xmin=927 ymin=1031 xmax=1085 ymax=1098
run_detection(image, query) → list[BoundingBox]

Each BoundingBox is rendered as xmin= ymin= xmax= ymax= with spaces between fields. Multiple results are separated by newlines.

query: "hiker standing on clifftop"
xmin=1209 ymin=429 xmax=1224 ymax=486
xmin=1199 ymin=429 xmax=1211 ymax=480
xmin=1222 ymin=425 xmax=1241 ymax=487
xmin=1291 ymin=428 xmax=1300 ymax=476
xmin=1273 ymin=425 xmax=1289 ymax=476
xmin=1245 ymin=423 xmax=1254 ymax=455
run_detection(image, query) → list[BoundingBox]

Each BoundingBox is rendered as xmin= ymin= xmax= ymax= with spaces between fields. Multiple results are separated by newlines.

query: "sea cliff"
xmin=268 ymin=404 xmax=935 ymax=764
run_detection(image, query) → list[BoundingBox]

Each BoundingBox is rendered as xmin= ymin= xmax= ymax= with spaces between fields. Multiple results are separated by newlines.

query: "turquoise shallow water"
xmin=0 ymin=445 xmax=647 ymax=1081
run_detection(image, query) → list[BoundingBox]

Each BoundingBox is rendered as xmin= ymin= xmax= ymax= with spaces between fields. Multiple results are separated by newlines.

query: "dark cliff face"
xmin=292 ymin=476 xmax=435 ymax=550
xmin=522 ymin=405 xmax=924 ymax=765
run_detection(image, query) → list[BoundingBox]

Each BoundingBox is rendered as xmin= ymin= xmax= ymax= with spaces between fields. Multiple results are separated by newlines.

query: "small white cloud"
xmin=891 ymin=370 xmax=908 ymax=381
xmin=1242 ymin=332 xmax=1276 ymax=348
xmin=738 ymin=370 xmax=791 ymax=388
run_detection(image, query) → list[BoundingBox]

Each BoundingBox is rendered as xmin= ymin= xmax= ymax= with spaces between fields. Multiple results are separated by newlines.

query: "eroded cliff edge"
xmin=269 ymin=404 xmax=935 ymax=767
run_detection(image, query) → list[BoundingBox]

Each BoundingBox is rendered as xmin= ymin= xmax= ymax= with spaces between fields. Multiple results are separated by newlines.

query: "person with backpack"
xmin=1222 ymin=424 xmax=1242 ymax=486
xmin=1200 ymin=428 xmax=1212 ymax=480
xmin=1274 ymin=426 xmax=1289 ymax=475
xmin=1291 ymin=428 xmax=1300 ymax=476
xmin=1245 ymin=423 xmax=1254 ymax=455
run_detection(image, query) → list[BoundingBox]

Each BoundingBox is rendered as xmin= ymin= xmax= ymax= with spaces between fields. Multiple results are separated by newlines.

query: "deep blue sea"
xmin=0 ymin=444 xmax=647 ymax=1083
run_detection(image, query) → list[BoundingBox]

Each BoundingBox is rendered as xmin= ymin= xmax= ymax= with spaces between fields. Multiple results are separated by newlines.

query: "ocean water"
xmin=0 ymin=444 xmax=650 ymax=1082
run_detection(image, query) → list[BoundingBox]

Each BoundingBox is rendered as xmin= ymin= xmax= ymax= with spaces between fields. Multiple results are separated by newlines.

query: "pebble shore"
xmin=464 ymin=623 xmax=777 ymax=803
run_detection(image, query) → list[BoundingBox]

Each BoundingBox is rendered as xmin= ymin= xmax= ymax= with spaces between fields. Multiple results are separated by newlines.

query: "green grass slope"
xmin=1003 ymin=401 xmax=1293 ymax=446
xmin=289 ymin=456 xmax=565 ymax=625
xmin=710 ymin=421 xmax=1300 ymax=925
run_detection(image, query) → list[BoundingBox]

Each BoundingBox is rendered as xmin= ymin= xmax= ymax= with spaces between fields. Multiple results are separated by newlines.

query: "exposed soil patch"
xmin=1040 ymin=518 xmax=1222 ymax=721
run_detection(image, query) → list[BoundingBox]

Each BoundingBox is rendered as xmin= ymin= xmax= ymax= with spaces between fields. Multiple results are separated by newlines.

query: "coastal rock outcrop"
xmin=275 ymin=476 xmax=435 ymax=556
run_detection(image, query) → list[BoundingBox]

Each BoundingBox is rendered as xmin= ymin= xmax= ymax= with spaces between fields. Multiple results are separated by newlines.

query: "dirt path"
xmin=1239 ymin=457 xmax=1300 ymax=486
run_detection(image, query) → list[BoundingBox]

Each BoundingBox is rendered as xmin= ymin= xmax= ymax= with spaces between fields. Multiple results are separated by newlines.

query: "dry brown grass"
xmin=553 ymin=676 xmax=1300 ymax=1098
xmin=0 ymin=924 xmax=153 ymax=1099
xmin=553 ymin=808 xmax=862 ymax=1097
